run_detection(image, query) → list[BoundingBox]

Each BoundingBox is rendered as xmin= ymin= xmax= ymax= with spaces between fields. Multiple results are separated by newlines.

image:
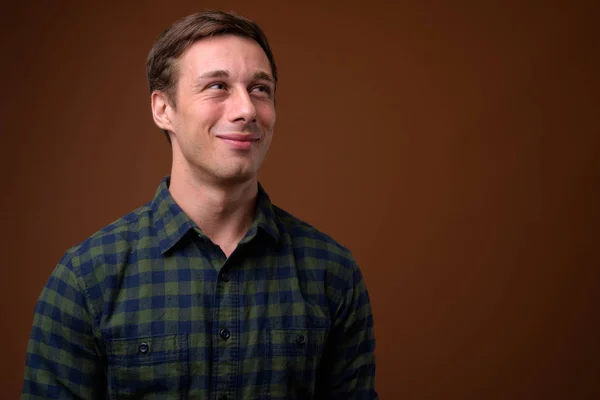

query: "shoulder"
xmin=273 ymin=204 xmax=352 ymax=254
xmin=58 ymin=202 xmax=155 ymax=284
xmin=271 ymin=204 xmax=360 ymax=286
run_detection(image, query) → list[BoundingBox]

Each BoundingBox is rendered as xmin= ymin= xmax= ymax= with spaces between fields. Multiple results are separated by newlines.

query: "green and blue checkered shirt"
xmin=22 ymin=177 xmax=377 ymax=399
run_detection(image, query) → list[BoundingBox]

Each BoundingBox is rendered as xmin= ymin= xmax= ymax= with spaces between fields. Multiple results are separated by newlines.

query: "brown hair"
xmin=146 ymin=10 xmax=277 ymax=107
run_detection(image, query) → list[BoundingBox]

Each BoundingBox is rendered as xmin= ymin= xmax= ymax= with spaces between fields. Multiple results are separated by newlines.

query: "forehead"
xmin=178 ymin=34 xmax=271 ymax=78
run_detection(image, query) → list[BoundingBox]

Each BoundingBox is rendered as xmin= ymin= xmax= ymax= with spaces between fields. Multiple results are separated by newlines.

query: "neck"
xmin=168 ymin=169 xmax=258 ymax=257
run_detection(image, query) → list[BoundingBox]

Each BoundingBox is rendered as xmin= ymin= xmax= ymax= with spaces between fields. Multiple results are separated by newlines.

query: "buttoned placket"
xmin=211 ymin=242 xmax=240 ymax=400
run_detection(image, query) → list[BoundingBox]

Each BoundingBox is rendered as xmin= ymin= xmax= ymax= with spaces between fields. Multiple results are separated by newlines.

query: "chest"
xmin=98 ymin=250 xmax=333 ymax=398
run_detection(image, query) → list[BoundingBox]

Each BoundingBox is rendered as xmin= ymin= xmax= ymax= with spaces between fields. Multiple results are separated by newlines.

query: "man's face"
xmin=164 ymin=34 xmax=276 ymax=185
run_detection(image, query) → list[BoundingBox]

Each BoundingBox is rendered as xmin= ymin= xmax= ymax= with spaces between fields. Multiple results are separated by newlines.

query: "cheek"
xmin=258 ymin=104 xmax=276 ymax=129
xmin=183 ymin=101 xmax=223 ymax=128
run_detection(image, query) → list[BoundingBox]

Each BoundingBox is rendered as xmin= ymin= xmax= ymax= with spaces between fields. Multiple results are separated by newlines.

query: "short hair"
xmin=146 ymin=10 xmax=277 ymax=107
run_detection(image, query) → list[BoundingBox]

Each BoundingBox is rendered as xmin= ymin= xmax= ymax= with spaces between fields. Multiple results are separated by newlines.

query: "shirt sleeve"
xmin=319 ymin=259 xmax=378 ymax=399
xmin=22 ymin=256 xmax=106 ymax=399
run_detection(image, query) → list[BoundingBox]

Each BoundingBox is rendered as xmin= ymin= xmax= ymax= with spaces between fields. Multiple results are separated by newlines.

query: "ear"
xmin=151 ymin=91 xmax=176 ymax=133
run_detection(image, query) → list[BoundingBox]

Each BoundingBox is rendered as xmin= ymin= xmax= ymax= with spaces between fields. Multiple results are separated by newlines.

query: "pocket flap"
xmin=270 ymin=328 xmax=327 ymax=356
xmin=105 ymin=334 xmax=188 ymax=366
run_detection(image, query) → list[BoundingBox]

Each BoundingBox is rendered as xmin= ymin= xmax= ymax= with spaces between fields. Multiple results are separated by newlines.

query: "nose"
xmin=227 ymin=87 xmax=257 ymax=124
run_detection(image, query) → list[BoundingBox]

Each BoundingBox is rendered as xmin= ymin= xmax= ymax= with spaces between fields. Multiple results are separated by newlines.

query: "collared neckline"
xmin=151 ymin=176 xmax=280 ymax=254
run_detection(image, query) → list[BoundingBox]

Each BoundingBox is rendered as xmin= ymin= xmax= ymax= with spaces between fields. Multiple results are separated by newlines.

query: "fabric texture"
xmin=22 ymin=177 xmax=377 ymax=399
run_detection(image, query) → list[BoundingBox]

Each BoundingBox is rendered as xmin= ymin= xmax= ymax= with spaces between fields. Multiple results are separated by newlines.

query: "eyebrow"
xmin=197 ymin=70 xmax=229 ymax=80
xmin=195 ymin=70 xmax=275 ymax=84
xmin=252 ymin=71 xmax=275 ymax=84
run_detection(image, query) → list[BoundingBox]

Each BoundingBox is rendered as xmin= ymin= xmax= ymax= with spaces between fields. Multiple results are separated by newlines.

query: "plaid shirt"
xmin=22 ymin=177 xmax=377 ymax=399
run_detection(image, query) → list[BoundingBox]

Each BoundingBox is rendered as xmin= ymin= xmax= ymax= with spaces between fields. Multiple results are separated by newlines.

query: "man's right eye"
xmin=207 ymin=82 xmax=226 ymax=90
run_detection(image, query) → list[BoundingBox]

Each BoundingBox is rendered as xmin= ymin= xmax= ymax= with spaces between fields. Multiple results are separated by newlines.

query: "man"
xmin=22 ymin=10 xmax=377 ymax=399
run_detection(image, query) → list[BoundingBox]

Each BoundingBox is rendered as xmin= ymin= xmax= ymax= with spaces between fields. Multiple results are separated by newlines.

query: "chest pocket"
xmin=267 ymin=328 xmax=327 ymax=399
xmin=105 ymin=334 xmax=189 ymax=399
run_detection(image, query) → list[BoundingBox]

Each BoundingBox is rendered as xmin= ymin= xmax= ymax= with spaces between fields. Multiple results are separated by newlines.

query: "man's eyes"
xmin=205 ymin=82 xmax=273 ymax=96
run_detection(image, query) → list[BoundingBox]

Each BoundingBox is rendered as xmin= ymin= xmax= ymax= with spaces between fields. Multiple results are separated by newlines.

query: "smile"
xmin=216 ymin=134 xmax=260 ymax=150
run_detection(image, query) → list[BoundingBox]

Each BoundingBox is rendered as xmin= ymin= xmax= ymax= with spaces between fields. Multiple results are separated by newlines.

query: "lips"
xmin=216 ymin=133 xmax=260 ymax=150
xmin=216 ymin=133 xmax=260 ymax=142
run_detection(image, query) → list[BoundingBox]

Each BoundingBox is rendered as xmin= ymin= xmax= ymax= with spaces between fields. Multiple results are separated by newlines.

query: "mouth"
xmin=216 ymin=133 xmax=260 ymax=150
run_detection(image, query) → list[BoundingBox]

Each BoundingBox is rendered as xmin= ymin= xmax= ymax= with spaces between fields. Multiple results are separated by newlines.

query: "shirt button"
xmin=296 ymin=335 xmax=306 ymax=345
xmin=219 ymin=329 xmax=231 ymax=340
xmin=221 ymin=272 xmax=231 ymax=282
xmin=139 ymin=342 xmax=150 ymax=353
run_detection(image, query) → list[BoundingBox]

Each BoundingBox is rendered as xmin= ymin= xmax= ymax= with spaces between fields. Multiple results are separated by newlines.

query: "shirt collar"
xmin=245 ymin=182 xmax=281 ymax=245
xmin=151 ymin=176 xmax=280 ymax=254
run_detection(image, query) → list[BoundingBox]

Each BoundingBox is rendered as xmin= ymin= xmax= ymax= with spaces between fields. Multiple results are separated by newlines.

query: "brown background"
xmin=1 ymin=1 xmax=599 ymax=398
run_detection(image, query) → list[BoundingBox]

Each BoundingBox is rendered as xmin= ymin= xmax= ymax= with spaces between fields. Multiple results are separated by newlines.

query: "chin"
xmin=216 ymin=168 xmax=258 ymax=185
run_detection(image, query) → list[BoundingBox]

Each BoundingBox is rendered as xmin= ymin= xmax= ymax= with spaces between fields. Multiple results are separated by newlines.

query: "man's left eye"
xmin=252 ymin=85 xmax=272 ymax=94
